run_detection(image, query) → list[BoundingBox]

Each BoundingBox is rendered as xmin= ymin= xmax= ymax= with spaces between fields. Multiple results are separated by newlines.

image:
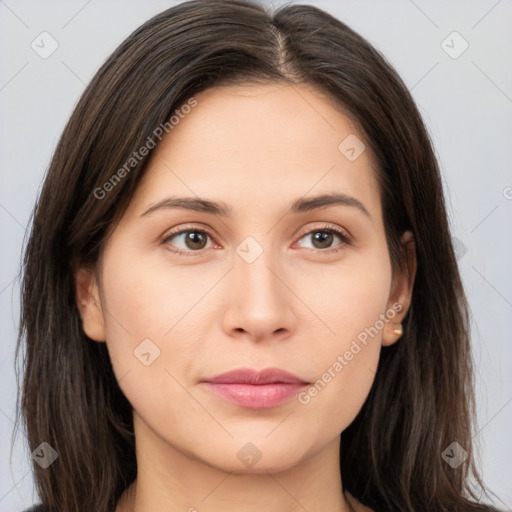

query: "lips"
xmin=201 ymin=367 xmax=310 ymax=409
xmin=203 ymin=367 xmax=309 ymax=385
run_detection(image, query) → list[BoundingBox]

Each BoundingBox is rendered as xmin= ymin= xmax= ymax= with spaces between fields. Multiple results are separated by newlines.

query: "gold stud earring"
xmin=391 ymin=323 xmax=403 ymax=337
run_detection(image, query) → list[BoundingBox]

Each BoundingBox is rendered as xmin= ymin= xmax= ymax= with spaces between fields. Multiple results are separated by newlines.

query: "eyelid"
xmin=162 ymin=223 xmax=214 ymax=239
xmin=295 ymin=222 xmax=351 ymax=241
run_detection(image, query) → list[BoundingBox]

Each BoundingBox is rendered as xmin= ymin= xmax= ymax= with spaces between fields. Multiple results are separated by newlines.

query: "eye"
xmin=161 ymin=226 xmax=216 ymax=256
xmin=161 ymin=223 xmax=352 ymax=257
xmin=295 ymin=224 xmax=352 ymax=253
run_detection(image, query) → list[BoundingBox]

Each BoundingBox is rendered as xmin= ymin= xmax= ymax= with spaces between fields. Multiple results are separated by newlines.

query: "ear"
xmin=73 ymin=265 xmax=106 ymax=342
xmin=382 ymin=230 xmax=417 ymax=347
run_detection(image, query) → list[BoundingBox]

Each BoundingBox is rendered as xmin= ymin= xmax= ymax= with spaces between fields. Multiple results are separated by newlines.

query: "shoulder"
xmin=21 ymin=506 xmax=46 ymax=512
xmin=345 ymin=492 xmax=506 ymax=512
xmin=346 ymin=491 xmax=374 ymax=512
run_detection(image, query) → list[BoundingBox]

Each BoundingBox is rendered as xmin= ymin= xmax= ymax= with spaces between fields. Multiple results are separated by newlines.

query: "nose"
xmin=221 ymin=243 xmax=297 ymax=343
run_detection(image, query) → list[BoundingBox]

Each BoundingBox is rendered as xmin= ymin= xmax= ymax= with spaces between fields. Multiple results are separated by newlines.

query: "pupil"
xmin=187 ymin=232 xmax=206 ymax=249
xmin=314 ymin=231 xmax=332 ymax=248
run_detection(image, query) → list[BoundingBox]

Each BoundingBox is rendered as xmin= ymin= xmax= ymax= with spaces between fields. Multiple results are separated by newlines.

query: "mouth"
xmin=201 ymin=367 xmax=310 ymax=409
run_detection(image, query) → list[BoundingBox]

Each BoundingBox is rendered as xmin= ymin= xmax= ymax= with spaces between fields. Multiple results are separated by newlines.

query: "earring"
xmin=391 ymin=323 xmax=403 ymax=337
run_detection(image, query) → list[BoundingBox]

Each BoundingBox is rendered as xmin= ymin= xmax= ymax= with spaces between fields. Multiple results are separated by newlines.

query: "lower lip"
xmin=203 ymin=382 xmax=308 ymax=409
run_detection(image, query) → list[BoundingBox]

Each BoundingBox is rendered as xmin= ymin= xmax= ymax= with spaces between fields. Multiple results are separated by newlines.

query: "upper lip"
xmin=202 ymin=367 xmax=309 ymax=385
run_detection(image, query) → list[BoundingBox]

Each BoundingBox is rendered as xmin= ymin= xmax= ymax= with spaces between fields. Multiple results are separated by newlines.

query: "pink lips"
xmin=201 ymin=367 xmax=309 ymax=409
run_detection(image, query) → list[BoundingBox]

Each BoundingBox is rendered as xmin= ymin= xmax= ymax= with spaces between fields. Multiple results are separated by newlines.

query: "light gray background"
xmin=1 ymin=0 xmax=511 ymax=510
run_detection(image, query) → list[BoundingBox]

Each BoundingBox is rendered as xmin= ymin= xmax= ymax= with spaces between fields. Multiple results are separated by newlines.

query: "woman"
xmin=14 ymin=0 xmax=504 ymax=511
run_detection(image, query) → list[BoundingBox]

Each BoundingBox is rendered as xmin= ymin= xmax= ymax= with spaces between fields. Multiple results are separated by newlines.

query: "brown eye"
xmin=296 ymin=225 xmax=351 ymax=253
xmin=310 ymin=231 xmax=335 ymax=249
xmin=162 ymin=229 xmax=214 ymax=255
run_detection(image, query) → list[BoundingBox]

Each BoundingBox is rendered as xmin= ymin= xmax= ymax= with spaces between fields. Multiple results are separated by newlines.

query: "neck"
xmin=118 ymin=412 xmax=353 ymax=512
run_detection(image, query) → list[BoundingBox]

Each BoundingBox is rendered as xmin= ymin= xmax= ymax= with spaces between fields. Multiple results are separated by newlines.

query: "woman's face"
xmin=76 ymin=82 xmax=414 ymax=474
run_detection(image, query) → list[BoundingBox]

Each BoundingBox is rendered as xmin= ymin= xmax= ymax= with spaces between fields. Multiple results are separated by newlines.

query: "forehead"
xmin=127 ymin=82 xmax=382 ymax=222
xmin=159 ymin=82 xmax=366 ymax=155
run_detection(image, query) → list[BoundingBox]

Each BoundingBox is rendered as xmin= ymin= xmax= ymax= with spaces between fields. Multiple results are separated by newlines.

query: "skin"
xmin=75 ymin=82 xmax=416 ymax=512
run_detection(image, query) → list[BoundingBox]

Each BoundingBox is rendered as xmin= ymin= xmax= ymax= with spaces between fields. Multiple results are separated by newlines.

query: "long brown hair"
xmin=14 ymin=1 xmax=502 ymax=510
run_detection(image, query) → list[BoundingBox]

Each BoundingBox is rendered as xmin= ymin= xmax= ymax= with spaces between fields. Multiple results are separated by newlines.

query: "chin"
xmin=197 ymin=440 xmax=309 ymax=475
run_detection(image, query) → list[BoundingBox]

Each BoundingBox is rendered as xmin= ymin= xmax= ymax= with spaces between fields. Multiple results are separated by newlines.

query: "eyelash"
xmin=161 ymin=223 xmax=352 ymax=257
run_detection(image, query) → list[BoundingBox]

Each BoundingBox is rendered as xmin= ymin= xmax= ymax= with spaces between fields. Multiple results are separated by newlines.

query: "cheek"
xmin=295 ymin=254 xmax=391 ymax=424
xmin=97 ymin=243 xmax=215 ymax=398
xmin=303 ymin=250 xmax=391 ymax=344
xmin=99 ymin=242 xmax=199 ymax=344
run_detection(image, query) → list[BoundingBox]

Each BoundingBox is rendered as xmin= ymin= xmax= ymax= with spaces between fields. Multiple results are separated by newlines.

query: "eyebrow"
xmin=140 ymin=192 xmax=371 ymax=220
